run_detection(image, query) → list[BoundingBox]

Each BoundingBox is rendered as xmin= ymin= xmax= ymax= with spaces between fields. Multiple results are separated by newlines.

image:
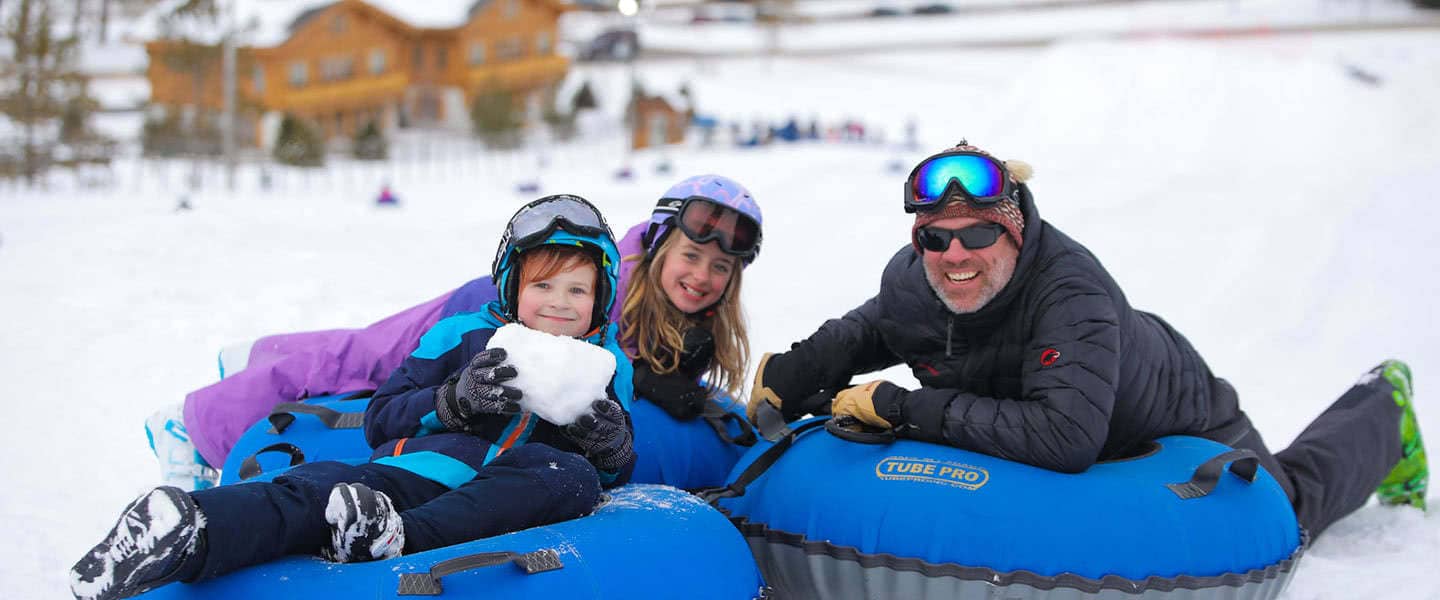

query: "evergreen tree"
xmin=470 ymin=83 xmax=523 ymax=149
xmin=273 ymin=113 xmax=324 ymax=167
xmin=0 ymin=0 xmax=84 ymax=184
xmin=352 ymin=119 xmax=387 ymax=160
xmin=571 ymin=80 xmax=597 ymax=112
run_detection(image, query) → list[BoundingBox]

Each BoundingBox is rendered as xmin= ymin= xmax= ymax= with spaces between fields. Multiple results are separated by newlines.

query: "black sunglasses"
xmin=915 ymin=223 xmax=1006 ymax=252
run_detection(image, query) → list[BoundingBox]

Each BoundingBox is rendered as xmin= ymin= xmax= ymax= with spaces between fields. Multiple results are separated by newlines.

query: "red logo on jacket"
xmin=1040 ymin=348 xmax=1061 ymax=367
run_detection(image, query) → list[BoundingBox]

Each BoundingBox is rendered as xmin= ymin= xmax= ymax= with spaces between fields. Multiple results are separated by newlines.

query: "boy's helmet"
xmin=492 ymin=195 xmax=620 ymax=334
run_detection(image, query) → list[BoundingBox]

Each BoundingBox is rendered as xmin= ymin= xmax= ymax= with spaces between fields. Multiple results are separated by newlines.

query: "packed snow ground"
xmin=3 ymin=20 xmax=1440 ymax=600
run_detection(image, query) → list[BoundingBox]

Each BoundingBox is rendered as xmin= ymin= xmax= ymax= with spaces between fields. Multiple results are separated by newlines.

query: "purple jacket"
xmin=184 ymin=222 xmax=650 ymax=467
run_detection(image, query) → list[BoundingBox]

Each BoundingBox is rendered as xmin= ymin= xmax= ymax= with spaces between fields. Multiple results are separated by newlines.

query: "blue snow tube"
xmin=137 ymin=484 xmax=765 ymax=599
xmin=713 ymin=418 xmax=1305 ymax=600
xmin=221 ymin=392 xmax=755 ymax=489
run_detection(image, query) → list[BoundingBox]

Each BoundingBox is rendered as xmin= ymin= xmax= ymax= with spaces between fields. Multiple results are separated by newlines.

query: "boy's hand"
xmin=564 ymin=399 xmax=634 ymax=473
xmin=435 ymin=348 xmax=522 ymax=431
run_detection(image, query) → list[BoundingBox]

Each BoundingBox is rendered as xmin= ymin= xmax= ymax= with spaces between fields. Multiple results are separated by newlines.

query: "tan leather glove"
xmin=832 ymin=381 xmax=895 ymax=429
xmin=746 ymin=353 xmax=783 ymax=423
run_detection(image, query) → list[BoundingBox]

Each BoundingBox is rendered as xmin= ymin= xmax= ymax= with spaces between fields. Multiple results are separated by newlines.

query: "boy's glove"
xmin=435 ymin=348 xmax=522 ymax=431
xmin=564 ymin=399 xmax=634 ymax=473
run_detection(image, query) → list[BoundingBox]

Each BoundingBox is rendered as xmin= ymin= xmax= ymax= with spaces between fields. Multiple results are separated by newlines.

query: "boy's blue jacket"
xmin=365 ymin=300 xmax=636 ymax=488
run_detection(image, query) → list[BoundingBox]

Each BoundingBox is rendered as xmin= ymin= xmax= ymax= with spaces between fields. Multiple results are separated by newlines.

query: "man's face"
xmin=920 ymin=216 xmax=1020 ymax=314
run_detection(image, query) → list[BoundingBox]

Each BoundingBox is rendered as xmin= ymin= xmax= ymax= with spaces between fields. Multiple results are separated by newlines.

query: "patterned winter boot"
xmin=70 ymin=486 xmax=206 ymax=600
xmin=325 ymin=482 xmax=405 ymax=563
xmin=1375 ymin=360 xmax=1428 ymax=510
xmin=144 ymin=404 xmax=219 ymax=491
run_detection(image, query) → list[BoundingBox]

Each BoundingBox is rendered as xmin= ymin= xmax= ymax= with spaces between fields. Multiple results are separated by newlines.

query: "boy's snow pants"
xmin=187 ymin=442 xmax=600 ymax=581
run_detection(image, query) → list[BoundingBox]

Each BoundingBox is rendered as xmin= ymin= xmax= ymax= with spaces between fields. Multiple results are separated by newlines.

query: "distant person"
xmin=748 ymin=141 xmax=1428 ymax=541
xmin=375 ymin=184 xmax=399 ymax=207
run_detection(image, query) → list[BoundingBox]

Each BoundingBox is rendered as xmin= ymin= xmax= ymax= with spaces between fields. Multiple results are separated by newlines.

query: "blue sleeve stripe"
xmin=413 ymin=312 xmax=497 ymax=360
xmin=418 ymin=411 xmax=446 ymax=436
xmin=373 ymin=451 xmax=481 ymax=490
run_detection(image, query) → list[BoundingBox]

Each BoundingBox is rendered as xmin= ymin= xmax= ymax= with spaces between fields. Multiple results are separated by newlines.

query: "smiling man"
xmin=747 ymin=141 xmax=1427 ymax=539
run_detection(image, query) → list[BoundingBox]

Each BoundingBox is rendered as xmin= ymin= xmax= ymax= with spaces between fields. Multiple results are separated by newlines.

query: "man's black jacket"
xmin=779 ymin=186 xmax=1238 ymax=473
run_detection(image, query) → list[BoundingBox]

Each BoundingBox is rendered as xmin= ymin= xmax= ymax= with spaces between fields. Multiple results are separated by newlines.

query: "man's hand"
xmin=564 ymin=399 xmax=635 ymax=473
xmin=832 ymin=380 xmax=900 ymax=430
xmin=746 ymin=352 xmax=785 ymax=423
xmin=435 ymin=348 xmax=522 ymax=431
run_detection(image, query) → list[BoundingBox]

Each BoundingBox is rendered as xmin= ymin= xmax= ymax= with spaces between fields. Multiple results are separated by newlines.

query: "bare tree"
xmin=1 ymin=0 xmax=85 ymax=184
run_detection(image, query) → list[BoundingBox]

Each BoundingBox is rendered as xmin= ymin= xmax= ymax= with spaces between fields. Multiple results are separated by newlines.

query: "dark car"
xmin=869 ymin=6 xmax=902 ymax=17
xmin=912 ymin=3 xmax=954 ymax=15
xmin=579 ymin=29 xmax=639 ymax=62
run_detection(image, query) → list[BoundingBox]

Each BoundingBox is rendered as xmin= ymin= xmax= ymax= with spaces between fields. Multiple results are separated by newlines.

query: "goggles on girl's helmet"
xmin=645 ymin=174 xmax=764 ymax=264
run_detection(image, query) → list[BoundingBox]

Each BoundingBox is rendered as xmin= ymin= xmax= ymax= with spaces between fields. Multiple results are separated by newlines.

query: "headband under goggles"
xmin=904 ymin=150 xmax=1019 ymax=213
xmin=660 ymin=196 xmax=762 ymax=260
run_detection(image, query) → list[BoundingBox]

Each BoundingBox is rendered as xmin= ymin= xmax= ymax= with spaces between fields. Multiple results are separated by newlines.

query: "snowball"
xmin=487 ymin=323 xmax=616 ymax=426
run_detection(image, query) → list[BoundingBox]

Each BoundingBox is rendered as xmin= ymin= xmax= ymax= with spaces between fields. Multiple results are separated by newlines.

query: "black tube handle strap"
xmin=1166 ymin=448 xmax=1260 ymax=500
xmin=397 ymin=549 xmax=563 ymax=596
xmin=824 ymin=415 xmax=897 ymax=445
xmin=267 ymin=402 xmax=366 ymax=434
xmin=237 ymin=442 xmax=305 ymax=481
xmin=701 ymin=402 xmax=757 ymax=447
xmin=695 ymin=418 xmax=829 ymax=503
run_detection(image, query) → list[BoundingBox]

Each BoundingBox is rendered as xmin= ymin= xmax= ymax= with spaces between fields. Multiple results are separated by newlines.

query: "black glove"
xmin=676 ymin=327 xmax=715 ymax=379
xmin=564 ymin=399 xmax=634 ymax=473
xmin=435 ymin=348 xmax=522 ymax=432
xmin=633 ymin=364 xmax=708 ymax=420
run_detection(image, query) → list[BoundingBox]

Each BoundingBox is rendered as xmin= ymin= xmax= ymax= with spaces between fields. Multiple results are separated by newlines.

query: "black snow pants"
xmin=1200 ymin=371 xmax=1403 ymax=538
xmin=186 ymin=442 xmax=601 ymax=581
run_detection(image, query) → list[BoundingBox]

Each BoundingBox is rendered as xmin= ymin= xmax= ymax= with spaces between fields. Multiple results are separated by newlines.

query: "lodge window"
xmin=320 ymin=56 xmax=354 ymax=81
xmin=468 ymin=42 xmax=486 ymax=66
xmin=496 ymin=36 xmax=523 ymax=61
xmin=504 ymin=0 xmax=519 ymax=20
xmin=436 ymin=45 xmax=448 ymax=69
xmin=288 ymin=61 xmax=308 ymax=87
xmin=369 ymin=49 xmax=386 ymax=75
xmin=252 ymin=66 xmax=265 ymax=93
xmin=330 ymin=15 xmax=347 ymax=34
xmin=413 ymin=45 xmax=423 ymax=70
xmin=536 ymin=32 xmax=551 ymax=55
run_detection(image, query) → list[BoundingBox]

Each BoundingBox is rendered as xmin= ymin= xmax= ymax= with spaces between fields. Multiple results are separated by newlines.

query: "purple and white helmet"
xmin=643 ymin=174 xmax=764 ymax=265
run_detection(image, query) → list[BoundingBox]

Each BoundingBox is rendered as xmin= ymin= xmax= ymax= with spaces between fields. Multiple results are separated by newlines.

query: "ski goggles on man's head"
xmin=663 ymin=196 xmax=762 ymax=259
xmin=904 ymin=150 xmax=1018 ymax=213
xmin=505 ymin=194 xmax=613 ymax=250
xmin=915 ymin=223 xmax=1007 ymax=252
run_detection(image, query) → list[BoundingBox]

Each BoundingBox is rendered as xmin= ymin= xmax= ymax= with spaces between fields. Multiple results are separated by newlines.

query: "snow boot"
xmin=70 ymin=486 xmax=206 ymax=600
xmin=144 ymin=404 xmax=219 ymax=491
xmin=1376 ymin=360 xmax=1428 ymax=510
xmin=325 ymin=482 xmax=405 ymax=563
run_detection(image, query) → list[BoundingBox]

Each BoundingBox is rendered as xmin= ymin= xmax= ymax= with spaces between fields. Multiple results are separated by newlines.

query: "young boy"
xmin=71 ymin=196 xmax=636 ymax=600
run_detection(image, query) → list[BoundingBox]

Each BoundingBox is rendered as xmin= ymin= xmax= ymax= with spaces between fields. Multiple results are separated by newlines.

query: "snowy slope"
xmin=3 ymin=22 xmax=1439 ymax=600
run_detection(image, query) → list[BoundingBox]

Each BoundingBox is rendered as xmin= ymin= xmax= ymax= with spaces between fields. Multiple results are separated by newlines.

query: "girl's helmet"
xmin=492 ymin=195 xmax=621 ymax=333
xmin=642 ymin=174 xmax=763 ymax=265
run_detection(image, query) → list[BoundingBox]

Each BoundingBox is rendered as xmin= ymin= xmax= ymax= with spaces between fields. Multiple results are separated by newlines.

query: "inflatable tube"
xmin=138 ymin=485 xmax=766 ymax=599
xmin=220 ymin=393 xmax=755 ymax=490
xmin=715 ymin=419 xmax=1305 ymax=600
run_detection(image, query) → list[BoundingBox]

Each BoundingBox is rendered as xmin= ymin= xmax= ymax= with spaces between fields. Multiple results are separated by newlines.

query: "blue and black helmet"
xmin=492 ymin=195 xmax=621 ymax=334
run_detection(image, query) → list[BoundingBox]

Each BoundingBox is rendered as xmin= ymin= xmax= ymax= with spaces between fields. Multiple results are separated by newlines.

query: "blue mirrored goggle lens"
xmin=911 ymin=154 xmax=1006 ymax=205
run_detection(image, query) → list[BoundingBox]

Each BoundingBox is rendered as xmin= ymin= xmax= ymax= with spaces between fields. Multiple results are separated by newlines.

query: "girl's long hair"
xmin=619 ymin=234 xmax=749 ymax=400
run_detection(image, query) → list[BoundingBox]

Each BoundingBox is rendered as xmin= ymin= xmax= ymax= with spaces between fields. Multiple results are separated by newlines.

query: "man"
xmin=747 ymin=141 xmax=1426 ymax=537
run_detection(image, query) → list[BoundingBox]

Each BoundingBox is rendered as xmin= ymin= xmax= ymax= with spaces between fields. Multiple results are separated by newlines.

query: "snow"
xmin=487 ymin=323 xmax=616 ymax=426
xmin=3 ymin=1 xmax=1440 ymax=598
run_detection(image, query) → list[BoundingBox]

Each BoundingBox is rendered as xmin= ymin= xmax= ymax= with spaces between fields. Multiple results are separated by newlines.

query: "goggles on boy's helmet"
xmin=492 ymin=194 xmax=620 ymax=331
xmin=903 ymin=148 xmax=1020 ymax=214
xmin=644 ymin=174 xmax=763 ymax=264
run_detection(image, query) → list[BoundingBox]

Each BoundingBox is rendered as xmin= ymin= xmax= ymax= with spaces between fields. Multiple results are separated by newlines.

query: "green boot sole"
xmin=1376 ymin=360 xmax=1428 ymax=510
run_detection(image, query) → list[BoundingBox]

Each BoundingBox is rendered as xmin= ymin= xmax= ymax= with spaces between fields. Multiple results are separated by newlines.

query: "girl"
xmin=72 ymin=196 xmax=634 ymax=600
